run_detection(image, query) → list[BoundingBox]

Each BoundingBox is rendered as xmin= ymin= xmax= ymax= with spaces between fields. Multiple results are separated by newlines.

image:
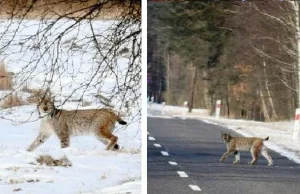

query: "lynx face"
xmin=220 ymin=132 xmax=273 ymax=166
xmin=221 ymin=133 xmax=232 ymax=143
xmin=38 ymin=98 xmax=55 ymax=114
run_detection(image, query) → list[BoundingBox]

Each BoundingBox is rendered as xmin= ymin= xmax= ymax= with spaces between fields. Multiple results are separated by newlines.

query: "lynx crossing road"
xmin=147 ymin=117 xmax=300 ymax=194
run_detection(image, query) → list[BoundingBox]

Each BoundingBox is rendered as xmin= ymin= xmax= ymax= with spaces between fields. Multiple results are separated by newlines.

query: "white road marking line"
xmin=148 ymin=136 xmax=156 ymax=141
xmin=168 ymin=161 xmax=178 ymax=165
xmin=177 ymin=171 xmax=188 ymax=178
xmin=161 ymin=151 xmax=169 ymax=156
xmin=147 ymin=131 xmax=149 ymax=135
xmin=153 ymin=143 xmax=161 ymax=148
xmin=189 ymin=185 xmax=201 ymax=191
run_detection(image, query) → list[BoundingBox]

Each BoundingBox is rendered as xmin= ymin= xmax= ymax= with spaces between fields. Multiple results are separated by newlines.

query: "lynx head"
xmin=38 ymin=97 xmax=55 ymax=114
xmin=221 ymin=132 xmax=232 ymax=143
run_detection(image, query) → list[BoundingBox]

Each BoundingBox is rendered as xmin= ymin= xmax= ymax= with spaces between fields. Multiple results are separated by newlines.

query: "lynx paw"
xmin=233 ymin=160 xmax=240 ymax=164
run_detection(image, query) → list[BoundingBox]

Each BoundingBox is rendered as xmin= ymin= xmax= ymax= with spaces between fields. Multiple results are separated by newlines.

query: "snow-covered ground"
xmin=0 ymin=110 xmax=140 ymax=194
xmin=0 ymin=19 xmax=141 ymax=193
xmin=148 ymin=103 xmax=300 ymax=164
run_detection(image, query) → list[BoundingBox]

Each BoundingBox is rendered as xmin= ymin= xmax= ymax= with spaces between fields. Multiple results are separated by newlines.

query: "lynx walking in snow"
xmin=220 ymin=132 xmax=273 ymax=166
xmin=27 ymin=98 xmax=127 ymax=152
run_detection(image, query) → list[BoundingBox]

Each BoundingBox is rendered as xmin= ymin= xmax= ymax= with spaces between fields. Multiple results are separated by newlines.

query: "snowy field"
xmin=0 ymin=107 xmax=140 ymax=194
xmin=0 ymin=19 xmax=141 ymax=194
xmin=148 ymin=103 xmax=300 ymax=164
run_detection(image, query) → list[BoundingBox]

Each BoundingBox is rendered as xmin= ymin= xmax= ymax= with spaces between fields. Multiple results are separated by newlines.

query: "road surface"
xmin=147 ymin=116 xmax=300 ymax=194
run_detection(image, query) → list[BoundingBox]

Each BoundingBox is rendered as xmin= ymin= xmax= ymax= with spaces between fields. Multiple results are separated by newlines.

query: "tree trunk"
xmin=202 ymin=70 xmax=211 ymax=109
xmin=226 ymin=83 xmax=230 ymax=118
xmin=263 ymin=61 xmax=278 ymax=120
xmin=291 ymin=1 xmax=300 ymax=108
xmin=188 ymin=64 xmax=197 ymax=113
xmin=165 ymin=49 xmax=170 ymax=92
xmin=259 ymin=76 xmax=270 ymax=121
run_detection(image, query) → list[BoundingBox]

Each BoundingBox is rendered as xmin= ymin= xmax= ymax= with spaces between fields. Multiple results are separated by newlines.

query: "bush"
xmin=0 ymin=63 xmax=12 ymax=90
xmin=1 ymin=93 xmax=25 ymax=109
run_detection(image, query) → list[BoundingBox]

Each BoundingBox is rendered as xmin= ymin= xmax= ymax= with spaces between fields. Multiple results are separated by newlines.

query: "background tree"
xmin=148 ymin=0 xmax=297 ymax=121
xmin=0 ymin=0 xmax=141 ymax=123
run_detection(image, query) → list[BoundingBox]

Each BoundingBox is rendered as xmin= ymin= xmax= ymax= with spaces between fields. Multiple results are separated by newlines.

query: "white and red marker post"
xmin=161 ymin=102 xmax=166 ymax=115
xmin=182 ymin=101 xmax=188 ymax=116
xmin=215 ymin=100 xmax=221 ymax=119
xmin=293 ymin=108 xmax=300 ymax=140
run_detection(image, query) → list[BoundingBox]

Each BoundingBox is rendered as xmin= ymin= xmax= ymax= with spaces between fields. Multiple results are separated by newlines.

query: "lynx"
xmin=220 ymin=132 xmax=273 ymax=166
xmin=27 ymin=98 xmax=127 ymax=152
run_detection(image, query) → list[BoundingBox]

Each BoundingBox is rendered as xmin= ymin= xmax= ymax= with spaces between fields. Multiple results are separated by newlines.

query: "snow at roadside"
xmin=148 ymin=102 xmax=300 ymax=164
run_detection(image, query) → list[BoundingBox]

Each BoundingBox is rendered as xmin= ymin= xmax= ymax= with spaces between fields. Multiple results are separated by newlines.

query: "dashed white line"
xmin=168 ymin=161 xmax=178 ymax=165
xmin=153 ymin=143 xmax=162 ymax=148
xmin=149 ymin=138 xmax=202 ymax=192
xmin=148 ymin=135 xmax=202 ymax=192
xmin=177 ymin=171 xmax=188 ymax=178
xmin=189 ymin=185 xmax=201 ymax=191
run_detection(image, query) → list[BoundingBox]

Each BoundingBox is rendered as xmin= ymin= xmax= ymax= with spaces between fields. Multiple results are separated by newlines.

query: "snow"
xmin=0 ymin=19 xmax=139 ymax=109
xmin=0 ymin=18 xmax=141 ymax=193
xmin=148 ymin=102 xmax=300 ymax=164
xmin=0 ymin=109 xmax=141 ymax=194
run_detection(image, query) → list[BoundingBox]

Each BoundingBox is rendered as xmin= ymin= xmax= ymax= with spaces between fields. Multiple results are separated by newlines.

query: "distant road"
xmin=148 ymin=116 xmax=300 ymax=194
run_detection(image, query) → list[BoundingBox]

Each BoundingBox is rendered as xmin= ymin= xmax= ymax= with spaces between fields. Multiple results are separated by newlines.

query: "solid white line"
xmin=148 ymin=136 xmax=156 ymax=141
xmin=153 ymin=143 xmax=161 ymax=148
xmin=161 ymin=151 xmax=169 ymax=156
xmin=189 ymin=185 xmax=201 ymax=191
xmin=147 ymin=131 xmax=149 ymax=135
xmin=168 ymin=161 xmax=178 ymax=165
xmin=177 ymin=171 xmax=188 ymax=178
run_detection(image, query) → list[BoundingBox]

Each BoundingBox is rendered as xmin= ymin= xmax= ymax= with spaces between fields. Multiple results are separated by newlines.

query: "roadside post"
xmin=149 ymin=96 xmax=154 ymax=109
xmin=293 ymin=108 xmax=300 ymax=140
xmin=183 ymin=101 xmax=188 ymax=116
xmin=216 ymin=100 xmax=221 ymax=119
xmin=161 ymin=102 xmax=165 ymax=115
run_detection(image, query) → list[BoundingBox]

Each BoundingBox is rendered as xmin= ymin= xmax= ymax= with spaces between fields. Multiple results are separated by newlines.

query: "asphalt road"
xmin=147 ymin=116 xmax=300 ymax=194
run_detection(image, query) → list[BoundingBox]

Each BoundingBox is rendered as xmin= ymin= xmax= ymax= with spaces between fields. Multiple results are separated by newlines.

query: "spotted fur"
xmin=220 ymin=132 xmax=273 ymax=166
xmin=27 ymin=98 xmax=127 ymax=151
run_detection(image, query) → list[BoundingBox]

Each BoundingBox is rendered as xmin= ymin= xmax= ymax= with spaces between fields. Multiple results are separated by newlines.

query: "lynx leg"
xmin=97 ymin=137 xmax=119 ymax=150
xmin=98 ymin=128 xmax=118 ymax=151
xmin=54 ymin=124 xmax=70 ymax=149
xmin=58 ymin=134 xmax=70 ymax=148
xmin=250 ymin=147 xmax=259 ymax=165
xmin=261 ymin=146 xmax=273 ymax=166
xmin=27 ymin=133 xmax=50 ymax=151
xmin=220 ymin=150 xmax=235 ymax=162
xmin=233 ymin=150 xmax=240 ymax=164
